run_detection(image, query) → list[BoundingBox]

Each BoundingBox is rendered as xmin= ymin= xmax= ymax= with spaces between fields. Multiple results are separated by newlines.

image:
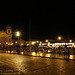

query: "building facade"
xmin=0 ymin=25 xmax=12 ymax=46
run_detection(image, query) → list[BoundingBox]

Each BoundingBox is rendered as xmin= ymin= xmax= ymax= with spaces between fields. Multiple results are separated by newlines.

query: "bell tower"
xmin=6 ymin=25 xmax=12 ymax=43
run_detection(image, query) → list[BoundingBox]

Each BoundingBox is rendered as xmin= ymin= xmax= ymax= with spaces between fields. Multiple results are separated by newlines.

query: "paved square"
xmin=0 ymin=53 xmax=75 ymax=75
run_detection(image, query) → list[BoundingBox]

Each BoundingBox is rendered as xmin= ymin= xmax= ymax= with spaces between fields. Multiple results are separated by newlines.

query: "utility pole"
xmin=29 ymin=17 xmax=31 ymax=51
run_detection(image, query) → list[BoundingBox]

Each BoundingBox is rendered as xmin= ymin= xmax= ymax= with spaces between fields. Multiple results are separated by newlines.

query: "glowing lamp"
xmin=16 ymin=32 xmax=20 ymax=36
xmin=58 ymin=36 xmax=61 ymax=40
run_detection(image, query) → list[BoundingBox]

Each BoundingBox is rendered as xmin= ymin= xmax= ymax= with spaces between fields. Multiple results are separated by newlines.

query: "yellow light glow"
xmin=15 ymin=41 xmax=17 ymax=43
xmin=11 ymin=51 xmax=14 ymax=54
xmin=58 ymin=36 xmax=61 ymax=40
xmin=27 ymin=44 xmax=29 ymax=46
xmin=11 ymin=43 xmax=13 ymax=45
xmin=42 ymin=43 xmax=45 ymax=45
xmin=26 ymin=42 xmax=28 ymax=43
xmin=40 ymin=42 xmax=42 ymax=44
xmin=32 ymin=52 xmax=36 ymax=56
xmin=55 ymin=43 xmax=59 ymax=45
xmin=37 ymin=41 xmax=39 ymax=43
xmin=40 ymin=53 xmax=43 ymax=56
xmin=45 ymin=54 xmax=51 ymax=57
xmin=48 ymin=50 xmax=51 ymax=52
xmin=16 ymin=32 xmax=20 ymax=36
xmin=70 ymin=55 xmax=73 ymax=59
xmin=46 ymin=40 xmax=48 ymax=42
xmin=32 ymin=42 xmax=35 ymax=45
xmin=21 ymin=43 xmax=23 ymax=45
xmin=21 ymin=52 xmax=23 ymax=55
xmin=70 ymin=40 xmax=72 ymax=43
xmin=37 ymin=53 xmax=40 ymax=56
xmin=39 ymin=43 xmax=41 ymax=46
xmin=62 ymin=43 xmax=65 ymax=45
xmin=52 ymin=44 xmax=55 ymax=46
xmin=6 ymin=42 xmax=8 ymax=44
xmin=48 ymin=42 xmax=50 ymax=47
xmin=8 ymin=51 xmax=10 ymax=53
xmin=73 ymin=43 xmax=74 ymax=45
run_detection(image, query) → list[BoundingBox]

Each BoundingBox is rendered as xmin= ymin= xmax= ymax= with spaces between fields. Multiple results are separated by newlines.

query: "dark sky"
xmin=0 ymin=1 xmax=74 ymax=41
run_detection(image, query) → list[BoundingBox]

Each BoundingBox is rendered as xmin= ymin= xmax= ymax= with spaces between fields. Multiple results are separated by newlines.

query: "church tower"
xmin=6 ymin=25 xmax=12 ymax=43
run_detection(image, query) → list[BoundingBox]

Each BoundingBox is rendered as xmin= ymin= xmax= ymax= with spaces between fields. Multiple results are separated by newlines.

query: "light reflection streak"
xmin=32 ymin=52 xmax=36 ymax=56
xmin=32 ymin=52 xmax=43 ymax=57
xmin=40 ymin=53 xmax=43 ymax=56
xmin=36 ymin=53 xmax=40 ymax=56
xmin=11 ymin=51 xmax=14 ymax=54
xmin=70 ymin=55 xmax=74 ymax=59
xmin=45 ymin=54 xmax=51 ymax=57
xmin=8 ymin=51 xmax=10 ymax=53
xmin=48 ymin=50 xmax=51 ymax=52
xmin=21 ymin=52 xmax=24 ymax=55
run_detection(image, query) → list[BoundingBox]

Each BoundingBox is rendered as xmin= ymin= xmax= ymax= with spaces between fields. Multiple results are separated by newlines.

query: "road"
xmin=0 ymin=53 xmax=75 ymax=75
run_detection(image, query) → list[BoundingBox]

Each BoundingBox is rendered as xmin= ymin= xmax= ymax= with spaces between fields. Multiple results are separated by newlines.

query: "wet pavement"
xmin=31 ymin=52 xmax=75 ymax=60
xmin=0 ymin=53 xmax=75 ymax=75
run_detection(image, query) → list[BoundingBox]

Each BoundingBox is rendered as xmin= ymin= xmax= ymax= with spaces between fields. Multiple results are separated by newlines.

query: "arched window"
xmin=8 ymin=30 xmax=10 ymax=33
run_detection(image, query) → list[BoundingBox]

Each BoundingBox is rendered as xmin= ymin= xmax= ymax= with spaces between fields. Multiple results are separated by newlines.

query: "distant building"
xmin=0 ymin=25 xmax=12 ymax=46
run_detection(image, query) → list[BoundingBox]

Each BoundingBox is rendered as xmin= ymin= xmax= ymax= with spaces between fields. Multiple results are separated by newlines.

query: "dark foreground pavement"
xmin=0 ymin=53 xmax=75 ymax=75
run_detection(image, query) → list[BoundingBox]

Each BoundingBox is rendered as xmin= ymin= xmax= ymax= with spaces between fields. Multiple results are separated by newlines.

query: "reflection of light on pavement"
xmin=21 ymin=52 xmax=23 ymax=55
xmin=12 ymin=56 xmax=28 ymax=73
xmin=8 ymin=51 xmax=10 ymax=53
xmin=32 ymin=52 xmax=43 ymax=56
xmin=11 ymin=51 xmax=14 ymax=53
xmin=70 ymin=55 xmax=73 ymax=59
xmin=32 ymin=52 xmax=36 ymax=56
xmin=37 ymin=53 xmax=40 ymax=56
xmin=48 ymin=50 xmax=51 ymax=52
xmin=45 ymin=54 xmax=51 ymax=57
xmin=40 ymin=53 xmax=43 ymax=56
xmin=7 ymin=51 xmax=14 ymax=54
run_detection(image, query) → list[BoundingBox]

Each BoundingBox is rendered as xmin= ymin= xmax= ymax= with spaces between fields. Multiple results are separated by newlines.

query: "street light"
xmin=16 ymin=32 xmax=20 ymax=43
xmin=32 ymin=42 xmax=35 ymax=45
xmin=58 ymin=36 xmax=61 ymax=40
xmin=58 ymin=36 xmax=62 ymax=53
xmin=37 ymin=41 xmax=39 ymax=43
xmin=70 ymin=40 xmax=72 ymax=43
xmin=16 ymin=31 xmax=23 ymax=52
xmin=46 ymin=40 xmax=48 ymax=42
xmin=16 ymin=32 xmax=20 ymax=37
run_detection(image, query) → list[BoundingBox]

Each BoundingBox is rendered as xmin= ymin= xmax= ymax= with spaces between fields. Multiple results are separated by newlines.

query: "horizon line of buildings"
xmin=0 ymin=25 xmax=75 ymax=49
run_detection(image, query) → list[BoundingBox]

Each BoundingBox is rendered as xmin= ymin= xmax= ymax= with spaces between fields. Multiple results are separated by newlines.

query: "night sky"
xmin=0 ymin=1 xmax=74 ymax=41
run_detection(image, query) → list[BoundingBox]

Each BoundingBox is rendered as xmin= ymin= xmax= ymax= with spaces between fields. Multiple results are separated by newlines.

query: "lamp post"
xmin=16 ymin=32 xmax=20 ymax=43
xmin=16 ymin=32 xmax=22 ymax=53
xmin=58 ymin=36 xmax=62 ymax=55
xmin=29 ymin=17 xmax=31 ymax=52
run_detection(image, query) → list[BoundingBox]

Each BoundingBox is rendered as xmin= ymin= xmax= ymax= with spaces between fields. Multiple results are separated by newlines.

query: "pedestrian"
xmin=68 ymin=50 xmax=70 ymax=56
xmin=63 ymin=51 xmax=66 ymax=56
xmin=10 ymin=48 xmax=11 ymax=54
